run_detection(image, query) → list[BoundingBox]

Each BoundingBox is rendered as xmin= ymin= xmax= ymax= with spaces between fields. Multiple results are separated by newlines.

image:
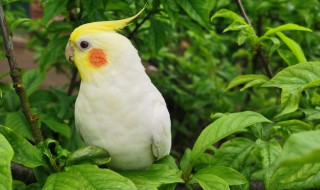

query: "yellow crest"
xmin=70 ymin=6 xmax=146 ymax=41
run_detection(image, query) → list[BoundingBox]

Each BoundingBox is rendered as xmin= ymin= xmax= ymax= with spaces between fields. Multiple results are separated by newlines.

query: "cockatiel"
xmin=65 ymin=10 xmax=171 ymax=170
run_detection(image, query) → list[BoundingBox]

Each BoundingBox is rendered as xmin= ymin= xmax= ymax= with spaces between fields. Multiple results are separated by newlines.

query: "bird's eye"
xmin=80 ymin=41 xmax=90 ymax=49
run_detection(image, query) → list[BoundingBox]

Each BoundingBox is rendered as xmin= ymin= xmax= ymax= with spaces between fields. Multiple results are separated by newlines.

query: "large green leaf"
xmin=195 ymin=166 xmax=247 ymax=186
xmin=266 ymin=131 xmax=320 ymax=189
xmin=262 ymin=23 xmax=312 ymax=38
xmin=263 ymin=62 xmax=320 ymax=115
xmin=5 ymin=111 xmax=33 ymax=140
xmin=0 ymin=126 xmax=45 ymax=168
xmin=0 ymin=133 xmax=14 ymax=190
xmin=191 ymin=111 xmax=270 ymax=162
xmin=121 ymin=157 xmax=183 ymax=190
xmin=277 ymin=164 xmax=320 ymax=189
xmin=191 ymin=173 xmax=230 ymax=190
xmin=256 ymin=139 xmax=282 ymax=170
xmin=210 ymin=137 xmax=255 ymax=169
xmin=42 ymin=165 xmax=137 ymax=190
xmin=256 ymin=139 xmax=282 ymax=186
xmin=269 ymin=164 xmax=320 ymax=190
xmin=276 ymin=32 xmax=307 ymax=63
xmin=276 ymin=130 xmax=320 ymax=167
xmin=176 ymin=0 xmax=210 ymax=27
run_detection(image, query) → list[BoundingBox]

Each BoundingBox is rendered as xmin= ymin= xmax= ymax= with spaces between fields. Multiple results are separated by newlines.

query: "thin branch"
xmin=0 ymin=3 xmax=43 ymax=143
xmin=234 ymin=0 xmax=273 ymax=78
xmin=128 ymin=10 xmax=154 ymax=39
xmin=256 ymin=49 xmax=274 ymax=78
xmin=234 ymin=0 xmax=251 ymax=26
xmin=67 ymin=67 xmax=79 ymax=96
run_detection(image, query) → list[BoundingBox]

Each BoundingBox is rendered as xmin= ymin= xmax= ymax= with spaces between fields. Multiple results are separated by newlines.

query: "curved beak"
xmin=65 ymin=41 xmax=74 ymax=62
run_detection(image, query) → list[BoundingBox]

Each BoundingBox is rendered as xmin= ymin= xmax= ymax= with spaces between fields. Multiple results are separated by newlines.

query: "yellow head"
xmin=65 ymin=8 xmax=145 ymax=82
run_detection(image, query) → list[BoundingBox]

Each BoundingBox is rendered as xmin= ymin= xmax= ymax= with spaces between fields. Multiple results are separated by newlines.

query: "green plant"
xmin=1 ymin=0 xmax=320 ymax=189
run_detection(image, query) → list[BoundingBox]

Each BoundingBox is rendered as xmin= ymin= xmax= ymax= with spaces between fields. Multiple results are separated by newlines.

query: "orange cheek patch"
xmin=88 ymin=48 xmax=107 ymax=67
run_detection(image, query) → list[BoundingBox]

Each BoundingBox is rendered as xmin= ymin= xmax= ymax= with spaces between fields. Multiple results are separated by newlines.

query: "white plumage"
xmin=71 ymin=32 xmax=171 ymax=170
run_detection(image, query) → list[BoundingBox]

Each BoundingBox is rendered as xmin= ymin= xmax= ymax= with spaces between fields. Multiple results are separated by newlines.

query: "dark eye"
xmin=80 ymin=41 xmax=90 ymax=49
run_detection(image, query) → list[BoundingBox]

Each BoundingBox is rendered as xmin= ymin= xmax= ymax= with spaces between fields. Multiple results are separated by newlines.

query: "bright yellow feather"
xmin=70 ymin=7 xmax=145 ymax=42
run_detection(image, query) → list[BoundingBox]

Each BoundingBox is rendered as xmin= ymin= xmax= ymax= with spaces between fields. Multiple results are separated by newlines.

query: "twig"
xmin=234 ymin=0 xmax=273 ymax=78
xmin=257 ymin=48 xmax=274 ymax=78
xmin=0 ymin=3 xmax=43 ymax=143
xmin=128 ymin=10 xmax=154 ymax=39
xmin=234 ymin=0 xmax=251 ymax=26
xmin=67 ymin=67 xmax=78 ymax=96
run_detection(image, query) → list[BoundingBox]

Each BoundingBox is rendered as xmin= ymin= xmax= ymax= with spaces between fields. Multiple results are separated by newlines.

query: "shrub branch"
xmin=234 ymin=0 xmax=274 ymax=78
xmin=0 ymin=3 xmax=43 ymax=143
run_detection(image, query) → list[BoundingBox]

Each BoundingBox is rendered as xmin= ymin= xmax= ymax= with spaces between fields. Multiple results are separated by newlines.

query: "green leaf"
xmin=160 ymin=0 xmax=178 ymax=25
xmin=149 ymin=19 xmax=168 ymax=55
xmin=277 ymin=48 xmax=297 ymax=66
xmin=176 ymin=0 xmax=210 ymax=28
xmin=274 ymin=120 xmax=312 ymax=133
xmin=223 ymin=21 xmax=248 ymax=33
xmin=66 ymin=146 xmax=110 ymax=166
xmin=276 ymin=130 xmax=320 ymax=167
xmin=269 ymin=163 xmax=320 ymax=190
xmin=10 ymin=18 xmax=30 ymax=31
xmin=42 ymin=165 xmax=137 ymax=190
xmin=277 ymin=165 xmax=320 ymax=189
xmin=195 ymin=166 xmax=247 ymax=185
xmin=263 ymin=62 xmax=320 ymax=115
xmin=0 ymin=0 xmax=20 ymax=5
xmin=256 ymin=139 xmax=282 ymax=186
xmin=191 ymin=111 xmax=270 ymax=162
xmin=3 ymin=89 xmax=20 ymax=111
xmin=278 ymin=90 xmax=300 ymax=116
xmin=276 ymin=32 xmax=307 ymax=63
xmin=301 ymin=108 xmax=320 ymax=121
xmin=38 ymin=138 xmax=70 ymax=169
xmin=42 ymin=0 xmax=68 ymax=24
xmin=39 ymin=35 xmax=69 ymax=70
xmin=12 ymin=180 xmax=26 ymax=190
xmin=121 ymin=159 xmax=183 ymax=190
xmin=262 ymin=23 xmax=312 ymax=38
xmin=192 ymin=173 xmax=230 ymax=190
xmin=40 ymin=115 xmax=70 ymax=138
xmin=22 ymin=69 xmax=45 ymax=96
xmin=227 ymin=74 xmax=269 ymax=91
xmin=256 ymin=139 xmax=282 ymax=170
xmin=211 ymin=137 xmax=255 ymax=169
xmin=211 ymin=9 xmax=246 ymax=25
xmin=0 ymin=133 xmax=14 ymax=190
xmin=211 ymin=9 xmax=257 ymax=45
xmin=0 ymin=126 xmax=45 ymax=168
xmin=5 ymin=111 xmax=33 ymax=141
xmin=180 ymin=148 xmax=192 ymax=181
xmin=268 ymin=37 xmax=281 ymax=58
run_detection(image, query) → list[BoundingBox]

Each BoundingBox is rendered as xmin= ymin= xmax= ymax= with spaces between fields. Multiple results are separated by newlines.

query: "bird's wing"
xmin=151 ymin=101 xmax=171 ymax=160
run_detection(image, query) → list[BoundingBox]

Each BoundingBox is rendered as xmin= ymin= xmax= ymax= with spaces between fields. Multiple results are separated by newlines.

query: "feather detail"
xmin=70 ymin=6 xmax=146 ymax=41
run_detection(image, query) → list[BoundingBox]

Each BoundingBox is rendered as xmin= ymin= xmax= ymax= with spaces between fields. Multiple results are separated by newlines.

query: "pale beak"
xmin=65 ymin=41 xmax=74 ymax=62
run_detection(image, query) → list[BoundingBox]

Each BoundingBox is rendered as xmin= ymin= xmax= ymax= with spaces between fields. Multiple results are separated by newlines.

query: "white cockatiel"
xmin=65 ymin=10 xmax=171 ymax=170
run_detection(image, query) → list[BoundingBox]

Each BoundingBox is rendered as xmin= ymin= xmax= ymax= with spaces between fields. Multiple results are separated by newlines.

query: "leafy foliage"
xmin=0 ymin=0 xmax=320 ymax=189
